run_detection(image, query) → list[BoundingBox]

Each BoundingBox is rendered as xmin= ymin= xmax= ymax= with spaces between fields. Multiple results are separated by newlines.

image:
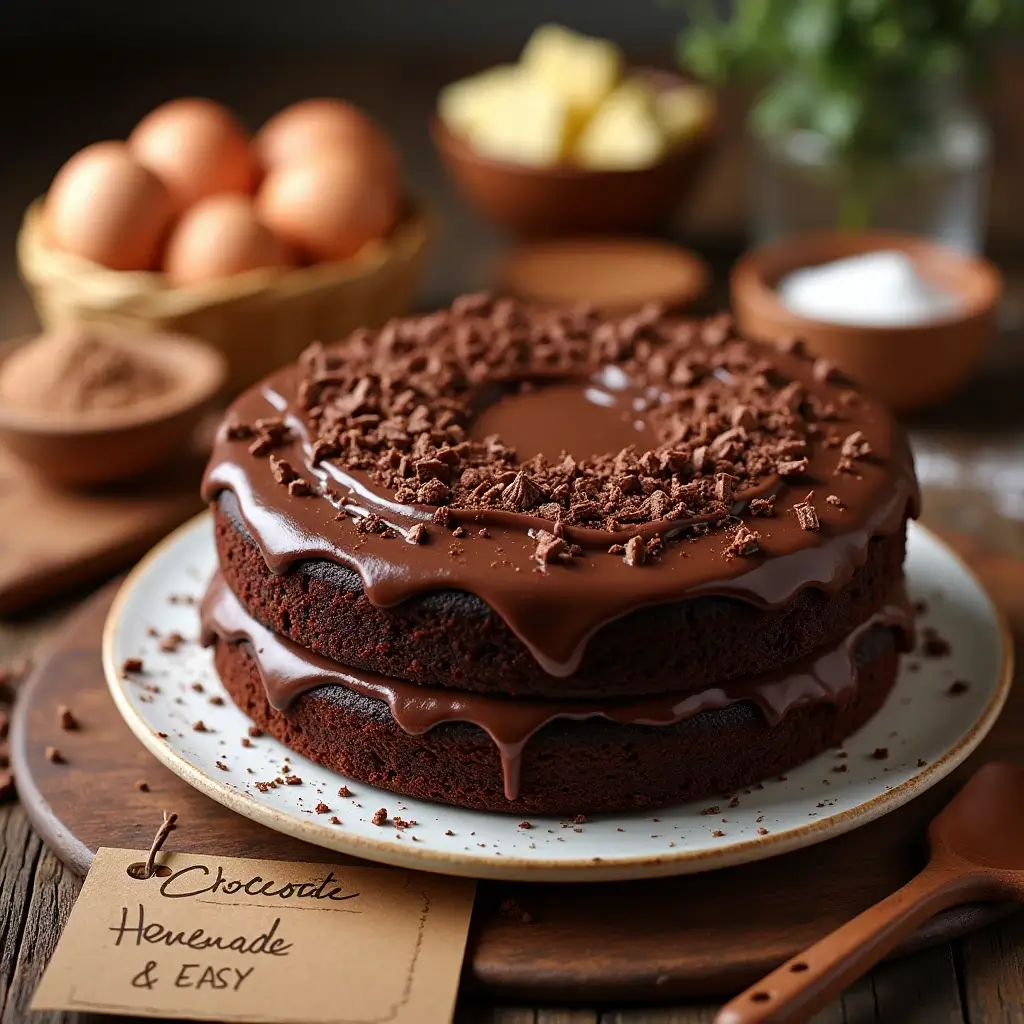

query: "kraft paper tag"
xmin=33 ymin=847 xmax=476 ymax=1023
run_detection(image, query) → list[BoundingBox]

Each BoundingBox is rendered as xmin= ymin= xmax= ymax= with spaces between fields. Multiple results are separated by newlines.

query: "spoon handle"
xmin=714 ymin=865 xmax=990 ymax=1024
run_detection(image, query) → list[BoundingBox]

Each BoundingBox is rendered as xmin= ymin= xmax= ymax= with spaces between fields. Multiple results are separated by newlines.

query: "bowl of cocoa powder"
xmin=0 ymin=326 xmax=226 ymax=486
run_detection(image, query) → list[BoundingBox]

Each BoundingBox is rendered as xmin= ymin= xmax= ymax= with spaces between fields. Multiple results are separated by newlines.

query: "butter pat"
xmin=437 ymin=65 xmax=522 ymax=139
xmin=520 ymin=23 xmax=623 ymax=128
xmin=656 ymin=85 xmax=714 ymax=144
xmin=574 ymin=79 xmax=666 ymax=170
xmin=439 ymin=67 xmax=569 ymax=166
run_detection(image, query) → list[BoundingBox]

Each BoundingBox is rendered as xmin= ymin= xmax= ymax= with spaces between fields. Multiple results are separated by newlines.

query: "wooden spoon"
xmin=716 ymin=762 xmax=1024 ymax=1024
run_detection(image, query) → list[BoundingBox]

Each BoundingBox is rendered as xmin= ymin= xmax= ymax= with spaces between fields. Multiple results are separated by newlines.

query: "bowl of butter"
xmin=433 ymin=24 xmax=716 ymax=237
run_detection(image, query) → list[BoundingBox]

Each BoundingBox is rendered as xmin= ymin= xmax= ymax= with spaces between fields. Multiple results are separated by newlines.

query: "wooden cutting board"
xmin=10 ymin=530 xmax=1023 ymax=1001
xmin=0 ymin=447 xmax=203 ymax=615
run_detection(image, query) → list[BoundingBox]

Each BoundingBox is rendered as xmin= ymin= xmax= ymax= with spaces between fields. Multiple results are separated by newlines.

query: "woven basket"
xmin=17 ymin=198 xmax=436 ymax=393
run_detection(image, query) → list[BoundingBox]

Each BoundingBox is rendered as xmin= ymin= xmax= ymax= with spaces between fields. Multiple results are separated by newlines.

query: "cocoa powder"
xmin=0 ymin=328 xmax=172 ymax=415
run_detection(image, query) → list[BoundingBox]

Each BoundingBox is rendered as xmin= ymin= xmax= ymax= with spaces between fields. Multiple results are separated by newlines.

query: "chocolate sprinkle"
xmin=727 ymin=524 xmax=760 ymax=558
xmin=793 ymin=498 xmax=820 ymax=532
xmin=534 ymin=530 xmax=571 ymax=566
xmin=623 ymin=535 xmax=646 ymax=567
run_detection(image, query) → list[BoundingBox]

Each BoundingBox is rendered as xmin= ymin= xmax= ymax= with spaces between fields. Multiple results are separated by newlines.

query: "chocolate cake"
xmin=201 ymin=296 xmax=918 ymax=814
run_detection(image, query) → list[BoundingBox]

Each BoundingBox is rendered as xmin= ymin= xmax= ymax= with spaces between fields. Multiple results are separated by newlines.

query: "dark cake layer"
xmin=211 ymin=627 xmax=901 ymax=815
xmin=215 ymin=489 xmax=907 ymax=699
xmin=202 ymin=573 xmax=912 ymax=814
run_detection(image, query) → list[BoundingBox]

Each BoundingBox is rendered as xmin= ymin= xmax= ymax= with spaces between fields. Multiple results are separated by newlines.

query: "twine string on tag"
xmin=127 ymin=812 xmax=178 ymax=879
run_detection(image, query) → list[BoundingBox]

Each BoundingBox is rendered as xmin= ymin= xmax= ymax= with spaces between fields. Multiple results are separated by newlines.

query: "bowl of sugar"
xmin=731 ymin=232 xmax=1002 ymax=412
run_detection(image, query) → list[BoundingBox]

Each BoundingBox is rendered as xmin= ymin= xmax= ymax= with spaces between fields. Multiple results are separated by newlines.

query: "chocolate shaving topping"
xmin=922 ymin=628 xmax=951 ymax=657
xmin=247 ymin=300 xmax=886 ymax=565
xmin=714 ymin=472 xmax=737 ymax=504
xmin=727 ymin=524 xmax=760 ymax=557
xmin=269 ymin=455 xmax=297 ymax=486
xmin=288 ymin=478 xmax=314 ymax=497
xmin=503 ymin=471 xmax=545 ymax=511
xmin=841 ymin=431 xmax=872 ymax=459
xmin=244 ymin=416 xmax=293 ymax=457
xmin=777 ymin=457 xmax=809 ymax=478
xmin=793 ymin=496 xmax=820 ymax=531
xmin=416 ymin=478 xmax=451 ymax=505
xmin=623 ymin=535 xmax=646 ymax=567
xmin=534 ymin=530 xmax=571 ymax=566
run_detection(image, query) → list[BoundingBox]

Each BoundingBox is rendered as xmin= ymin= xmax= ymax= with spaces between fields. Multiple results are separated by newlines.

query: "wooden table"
xmin=0 ymin=48 xmax=1023 ymax=1024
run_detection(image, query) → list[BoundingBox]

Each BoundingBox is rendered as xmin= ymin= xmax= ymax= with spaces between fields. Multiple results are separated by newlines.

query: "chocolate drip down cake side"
xmin=200 ymin=296 xmax=919 ymax=815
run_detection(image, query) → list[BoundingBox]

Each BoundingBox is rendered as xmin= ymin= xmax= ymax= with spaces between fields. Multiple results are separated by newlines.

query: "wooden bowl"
xmin=431 ymin=70 xmax=715 ymax=238
xmin=731 ymin=233 xmax=1002 ymax=412
xmin=0 ymin=332 xmax=226 ymax=487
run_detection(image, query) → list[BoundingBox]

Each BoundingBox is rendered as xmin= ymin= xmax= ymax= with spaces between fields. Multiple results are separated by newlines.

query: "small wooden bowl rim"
xmin=431 ymin=67 xmax=716 ymax=181
xmin=497 ymin=236 xmax=711 ymax=312
xmin=0 ymin=332 xmax=227 ymax=438
xmin=731 ymin=232 xmax=1003 ymax=339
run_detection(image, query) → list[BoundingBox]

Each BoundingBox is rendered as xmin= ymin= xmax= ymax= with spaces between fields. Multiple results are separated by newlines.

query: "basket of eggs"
xmin=17 ymin=97 xmax=434 ymax=392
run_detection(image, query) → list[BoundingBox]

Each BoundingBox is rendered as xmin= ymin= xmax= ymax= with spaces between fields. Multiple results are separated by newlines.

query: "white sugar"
xmin=777 ymin=251 xmax=960 ymax=327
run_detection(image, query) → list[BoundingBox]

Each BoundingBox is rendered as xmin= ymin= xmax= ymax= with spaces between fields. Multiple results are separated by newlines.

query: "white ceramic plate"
xmin=103 ymin=513 xmax=1012 ymax=882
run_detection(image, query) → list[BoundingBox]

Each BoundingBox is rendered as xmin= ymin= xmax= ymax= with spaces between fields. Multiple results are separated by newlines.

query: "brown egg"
xmin=257 ymin=150 xmax=398 ymax=262
xmin=255 ymin=98 xmax=400 ymax=188
xmin=164 ymin=194 xmax=294 ymax=286
xmin=44 ymin=140 xmax=174 ymax=271
xmin=129 ymin=98 xmax=257 ymax=209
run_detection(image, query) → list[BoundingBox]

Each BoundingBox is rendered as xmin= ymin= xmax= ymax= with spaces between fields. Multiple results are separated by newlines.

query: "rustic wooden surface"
xmin=0 ymin=48 xmax=1023 ymax=1024
xmin=10 ymin=570 xmax=1019 ymax=1003
xmin=0 ymin=447 xmax=205 ymax=616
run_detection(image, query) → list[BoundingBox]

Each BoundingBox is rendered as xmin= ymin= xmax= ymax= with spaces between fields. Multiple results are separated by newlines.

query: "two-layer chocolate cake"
xmin=201 ymin=296 xmax=918 ymax=815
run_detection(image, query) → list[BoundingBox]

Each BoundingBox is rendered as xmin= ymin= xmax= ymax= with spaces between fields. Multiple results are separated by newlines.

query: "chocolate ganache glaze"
xmin=201 ymin=298 xmax=919 ymax=678
xmin=201 ymin=573 xmax=915 ymax=800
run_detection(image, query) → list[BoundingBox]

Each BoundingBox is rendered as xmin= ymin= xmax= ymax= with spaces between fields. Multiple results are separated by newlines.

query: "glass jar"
xmin=751 ymin=76 xmax=991 ymax=253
